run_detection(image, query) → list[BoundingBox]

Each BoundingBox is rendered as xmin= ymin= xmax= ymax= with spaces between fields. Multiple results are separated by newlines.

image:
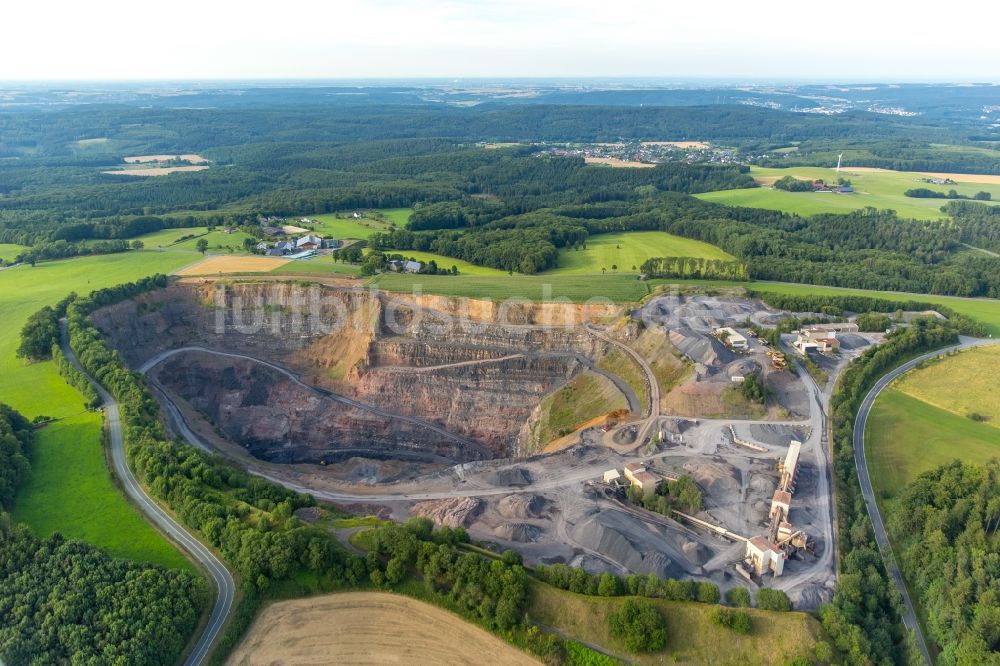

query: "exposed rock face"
xmin=94 ymin=282 xmax=619 ymax=464
xmin=155 ymin=351 xmax=491 ymax=463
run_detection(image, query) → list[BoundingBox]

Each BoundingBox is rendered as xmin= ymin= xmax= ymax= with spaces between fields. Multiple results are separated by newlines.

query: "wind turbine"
xmin=836 ymin=153 xmax=843 ymax=172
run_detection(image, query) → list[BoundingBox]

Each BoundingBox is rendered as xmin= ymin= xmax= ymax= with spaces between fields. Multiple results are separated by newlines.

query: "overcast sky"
xmin=3 ymin=0 xmax=998 ymax=81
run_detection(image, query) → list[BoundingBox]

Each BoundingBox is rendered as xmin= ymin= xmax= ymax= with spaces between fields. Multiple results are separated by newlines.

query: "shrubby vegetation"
xmin=773 ymin=175 xmax=815 ymax=192
xmin=0 ymin=403 xmax=206 ymax=666
xmin=711 ymin=607 xmax=753 ymax=634
xmin=755 ymin=588 xmax=793 ymax=613
xmin=364 ymin=518 xmax=528 ymax=632
xmin=608 ymin=599 xmax=667 ymax=653
xmin=625 ymin=475 xmax=704 ymax=515
xmin=534 ymin=563 xmax=718 ymax=605
xmin=887 ymin=460 xmax=1000 ymax=665
xmin=640 ymin=256 xmax=747 ymax=280
xmin=52 ymin=344 xmax=100 ymax=409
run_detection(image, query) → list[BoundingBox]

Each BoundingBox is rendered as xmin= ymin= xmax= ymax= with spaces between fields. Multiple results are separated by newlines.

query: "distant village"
xmin=540 ymin=140 xmax=748 ymax=166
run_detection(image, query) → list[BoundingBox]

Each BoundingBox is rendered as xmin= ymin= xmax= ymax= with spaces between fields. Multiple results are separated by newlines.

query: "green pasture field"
xmin=133 ymin=226 xmax=253 ymax=252
xmin=309 ymin=210 xmax=397 ymax=240
xmin=866 ymin=388 xmax=1000 ymax=500
xmin=548 ymin=231 xmax=735 ymax=275
xmin=695 ymin=166 xmax=1000 ymax=220
xmin=13 ymin=413 xmax=193 ymax=571
xmin=0 ymin=243 xmax=29 ymax=262
xmin=0 ymin=251 xmax=194 ymax=566
xmin=375 ymin=248 xmax=507 ymax=276
xmin=369 ymin=272 xmax=651 ymax=303
xmin=270 ymin=259 xmax=363 ymax=277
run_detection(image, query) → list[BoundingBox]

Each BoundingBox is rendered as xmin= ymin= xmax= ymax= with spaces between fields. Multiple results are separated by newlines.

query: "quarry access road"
xmin=854 ymin=336 xmax=1000 ymax=666
xmin=140 ymin=346 xmax=486 ymax=455
xmin=60 ymin=323 xmax=235 ymax=666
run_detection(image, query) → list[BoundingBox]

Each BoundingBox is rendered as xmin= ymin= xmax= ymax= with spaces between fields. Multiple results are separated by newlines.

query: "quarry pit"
xmin=95 ymin=280 xmax=871 ymax=608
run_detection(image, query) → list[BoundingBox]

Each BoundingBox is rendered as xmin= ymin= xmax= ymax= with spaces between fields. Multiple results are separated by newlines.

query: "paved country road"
xmin=60 ymin=322 xmax=235 ymax=666
xmin=853 ymin=336 xmax=1000 ymax=666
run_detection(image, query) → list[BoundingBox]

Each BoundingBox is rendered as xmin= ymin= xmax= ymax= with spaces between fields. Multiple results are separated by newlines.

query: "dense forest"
xmin=0 ymin=403 xmax=207 ymax=666
xmin=888 ymin=460 xmax=1000 ymax=665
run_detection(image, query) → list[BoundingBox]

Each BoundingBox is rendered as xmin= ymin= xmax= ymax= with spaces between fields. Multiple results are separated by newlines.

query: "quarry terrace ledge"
xmin=208 ymin=283 xmax=733 ymax=336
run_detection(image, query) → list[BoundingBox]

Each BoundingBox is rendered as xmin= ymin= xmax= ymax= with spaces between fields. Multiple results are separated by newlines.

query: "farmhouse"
xmin=745 ymin=536 xmax=786 ymax=577
xmin=295 ymin=234 xmax=324 ymax=251
xmin=716 ymin=327 xmax=748 ymax=350
xmin=779 ymin=440 xmax=801 ymax=492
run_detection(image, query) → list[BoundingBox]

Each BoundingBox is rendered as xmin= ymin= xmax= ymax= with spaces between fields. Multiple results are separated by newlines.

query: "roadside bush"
xmin=696 ymin=581 xmax=721 ymax=604
xmin=756 ymin=588 xmax=792 ymax=612
xmin=725 ymin=586 xmax=752 ymax=608
xmin=608 ymin=599 xmax=667 ymax=653
xmin=710 ymin=607 xmax=752 ymax=635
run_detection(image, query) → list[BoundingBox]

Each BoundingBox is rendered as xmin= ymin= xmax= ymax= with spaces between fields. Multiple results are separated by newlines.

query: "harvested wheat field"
xmin=173 ymin=255 xmax=291 ymax=276
xmin=103 ymin=166 xmax=210 ymax=176
xmin=227 ymin=592 xmax=540 ymax=666
xmin=584 ymin=157 xmax=655 ymax=168
xmin=124 ymin=153 xmax=208 ymax=163
xmin=846 ymin=166 xmax=1000 ymax=185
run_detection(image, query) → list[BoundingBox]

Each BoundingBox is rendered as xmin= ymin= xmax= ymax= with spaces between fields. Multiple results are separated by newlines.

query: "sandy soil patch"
xmin=584 ymin=157 xmax=656 ymax=168
xmin=227 ymin=592 xmax=540 ymax=666
xmin=754 ymin=176 xmax=781 ymax=186
xmin=642 ymin=141 xmax=710 ymax=149
xmin=124 ymin=154 xmax=208 ymax=164
xmin=845 ymin=166 xmax=1000 ymax=185
xmin=103 ymin=166 xmax=210 ymax=176
xmin=173 ymin=255 xmax=290 ymax=276
xmin=281 ymin=225 xmax=309 ymax=234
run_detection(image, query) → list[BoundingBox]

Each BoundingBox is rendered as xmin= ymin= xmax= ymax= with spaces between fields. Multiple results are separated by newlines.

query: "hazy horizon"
xmin=3 ymin=0 xmax=998 ymax=81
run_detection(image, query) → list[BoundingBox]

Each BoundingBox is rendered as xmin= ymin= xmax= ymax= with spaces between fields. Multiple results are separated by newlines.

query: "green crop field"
xmin=134 ymin=226 xmax=253 ymax=253
xmin=378 ymin=208 xmax=413 ymax=227
xmin=867 ymin=389 xmax=1000 ymax=500
xmin=369 ymin=272 xmax=651 ymax=302
xmin=0 ymin=243 xmax=29 ymax=262
xmin=548 ymin=231 xmax=735 ymax=275
xmin=13 ymin=413 xmax=193 ymax=570
xmin=0 ymin=251 xmax=195 ymax=567
xmin=696 ymin=166 xmax=1000 ymax=220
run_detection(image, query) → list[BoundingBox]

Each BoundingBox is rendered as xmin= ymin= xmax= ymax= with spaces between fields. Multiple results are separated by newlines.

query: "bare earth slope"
xmin=227 ymin=592 xmax=540 ymax=666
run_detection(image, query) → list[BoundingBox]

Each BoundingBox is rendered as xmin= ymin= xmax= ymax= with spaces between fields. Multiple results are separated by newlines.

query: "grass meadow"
xmin=0 ymin=243 xmax=29 ymax=262
xmin=866 ymin=346 xmax=1000 ymax=499
xmin=13 ymin=413 xmax=193 ymax=570
xmin=696 ymin=166 xmax=1000 ymax=220
xmin=0 ymin=251 xmax=196 ymax=568
xmin=133 ymin=226 xmax=254 ymax=252
xmin=528 ymin=582 xmax=822 ymax=665
xmin=548 ymin=231 xmax=734 ymax=274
